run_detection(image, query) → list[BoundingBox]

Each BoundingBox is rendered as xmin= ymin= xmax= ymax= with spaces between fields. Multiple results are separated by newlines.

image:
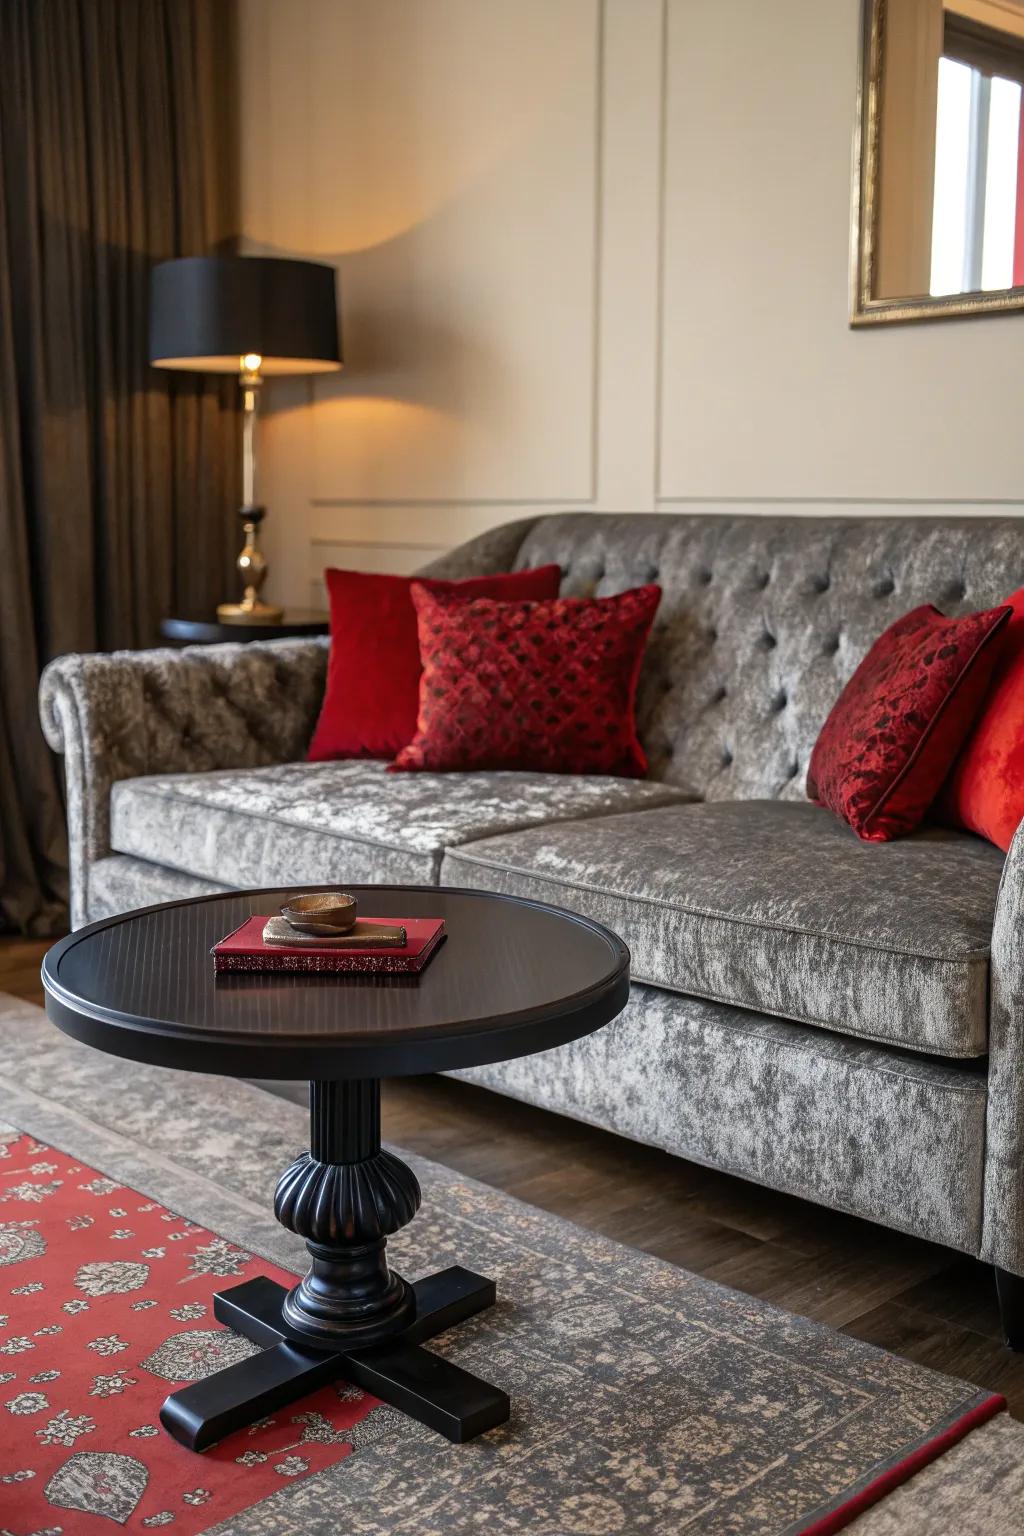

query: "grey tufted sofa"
xmin=38 ymin=512 xmax=1024 ymax=1341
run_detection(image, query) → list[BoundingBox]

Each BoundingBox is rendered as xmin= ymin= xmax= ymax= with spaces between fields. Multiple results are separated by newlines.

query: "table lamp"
xmin=149 ymin=255 xmax=342 ymax=622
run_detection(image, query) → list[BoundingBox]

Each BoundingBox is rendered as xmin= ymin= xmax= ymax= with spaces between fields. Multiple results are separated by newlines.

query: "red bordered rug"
xmin=0 ymin=1124 xmax=377 ymax=1533
xmin=1 ymin=993 xmax=1019 ymax=1536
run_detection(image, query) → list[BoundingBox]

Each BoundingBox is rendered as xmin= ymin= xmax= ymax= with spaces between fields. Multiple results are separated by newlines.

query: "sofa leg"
xmin=995 ymin=1267 xmax=1024 ymax=1350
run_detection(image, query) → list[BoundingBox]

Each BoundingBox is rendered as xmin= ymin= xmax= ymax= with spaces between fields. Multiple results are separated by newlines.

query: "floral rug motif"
xmin=0 ymin=996 xmax=1014 ymax=1536
xmin=0 ymin=1125 xmax=377 ymax=1534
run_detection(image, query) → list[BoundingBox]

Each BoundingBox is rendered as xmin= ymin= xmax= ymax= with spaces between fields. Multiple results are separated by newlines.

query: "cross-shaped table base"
xmin=159 ymin=1264 xmax=509 ymax=1451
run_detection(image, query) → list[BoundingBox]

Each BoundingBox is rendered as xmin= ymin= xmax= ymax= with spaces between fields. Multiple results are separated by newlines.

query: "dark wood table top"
xmin=160 ymin=612 xmax=328 ymax=646
xmin=42 ymin=887 xmax=630 ymax=1081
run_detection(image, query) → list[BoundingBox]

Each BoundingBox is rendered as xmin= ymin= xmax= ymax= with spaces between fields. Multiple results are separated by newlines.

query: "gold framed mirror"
xmin=852 ymin=0 xmax=1024 ymax=323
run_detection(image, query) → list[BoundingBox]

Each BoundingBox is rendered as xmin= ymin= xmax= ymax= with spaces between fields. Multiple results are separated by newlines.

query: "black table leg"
xmin=275 ymin=1078 xmax=421 ymax=1348
xmin=159 ymin=1081 xmax=510 ymax=1451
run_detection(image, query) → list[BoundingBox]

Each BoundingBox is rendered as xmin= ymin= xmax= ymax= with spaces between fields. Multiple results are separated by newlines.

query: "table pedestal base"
xmin=159 ymin=1079 xmax=510 ymax=1451
xmin=160 ymin=1264 xmax=509 ymax=1451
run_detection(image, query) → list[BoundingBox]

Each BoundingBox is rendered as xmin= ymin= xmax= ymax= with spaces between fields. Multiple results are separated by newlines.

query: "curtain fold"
xmin=0 ymin=0 xmax=240 ymax=935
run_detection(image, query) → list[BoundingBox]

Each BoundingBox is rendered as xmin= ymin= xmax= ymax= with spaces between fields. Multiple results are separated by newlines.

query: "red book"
xmin=213 ymin=916 xmax=446 ymax=974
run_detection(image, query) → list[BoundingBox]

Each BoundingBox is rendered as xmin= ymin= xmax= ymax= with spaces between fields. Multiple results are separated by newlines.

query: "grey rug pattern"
xmin=0 ymin=994 xmax=1016 ymax=1535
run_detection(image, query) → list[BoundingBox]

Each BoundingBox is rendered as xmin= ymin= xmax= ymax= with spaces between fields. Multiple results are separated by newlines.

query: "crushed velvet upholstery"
xmin=414 ymin=518 xmax=541 ymax=582
xmin=983 ymin=816 xmax=1024 ymax=1273
xmin=41 ymin=512 xmax=1024 ymax=924
xmin=87 ymin=855 xmax=231 ymax=923
xmin=512 ymin=513 xmax=1024 ymax=798
xmin=453 ymin=982 xmax=988 ymax=1255
xmin=39 ymin=640 xmax=328 ymax=927
xmin=444 ymin=800 xmax=1004 ymax=1057
xmin=109 ymin=762 xmax=687 ymax=889
xmin=36 ymin=509 xmax=1024 ymax=1279
xmin=37 ymin=528 xmax=539 ymax=929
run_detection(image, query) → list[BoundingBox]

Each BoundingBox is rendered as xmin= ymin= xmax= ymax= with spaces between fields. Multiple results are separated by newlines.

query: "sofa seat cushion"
xmin=442 ymin=800 xmax=1005 ymax=1058
xmin=109 ymin=760 xmax=689 ymax=889
xmin=87 ymin=855 xmax=232 ymax=924
xmin=454 ymin=983 xmax=988 ymax=1255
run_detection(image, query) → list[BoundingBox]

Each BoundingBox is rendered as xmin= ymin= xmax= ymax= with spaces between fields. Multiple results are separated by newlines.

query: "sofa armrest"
xmin=37 ymin=516 xmax=542 ymax=928
xmin=39 ymin=638 xmax=327 ymax=927
xmin=982 ymin=818 xmax=1024 ymax=1274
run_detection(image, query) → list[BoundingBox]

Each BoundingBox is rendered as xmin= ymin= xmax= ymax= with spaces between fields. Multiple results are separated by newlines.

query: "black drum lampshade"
xmin=148 ymin=255 xmax=341 ymax=625
xmin=148 ymin=255 xmax=342 ymax=375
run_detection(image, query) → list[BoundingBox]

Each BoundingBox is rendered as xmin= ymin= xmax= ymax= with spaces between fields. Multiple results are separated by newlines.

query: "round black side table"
xmin=160 ymin=611 xmax=327 ymax=646
xmin=42 ymin=886 xmax=629 ymax=1451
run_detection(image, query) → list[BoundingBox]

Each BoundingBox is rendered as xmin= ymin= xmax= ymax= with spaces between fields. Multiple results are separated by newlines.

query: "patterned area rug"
xmin=0 ymin=992 xmax=1014 ymax=1536
xmin=0 ymin=1125 xmax=380 ymax=1532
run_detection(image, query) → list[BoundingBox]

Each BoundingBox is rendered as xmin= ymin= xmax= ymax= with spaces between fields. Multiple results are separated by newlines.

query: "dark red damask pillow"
xmin=307 ymin=564 xmax=561 ymax=762
xmin=390 ymin=583 xmax=661 ymax=777
xmin=807 ymin=602 xmax=1011 ymax=842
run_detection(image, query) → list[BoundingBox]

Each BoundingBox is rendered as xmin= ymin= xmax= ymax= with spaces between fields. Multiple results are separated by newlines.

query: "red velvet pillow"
xmin=307 ymin=564 xmax=561 ymax=762
xmin=939 ymin=586 xmax=1024 ymax=851
xmin=390 ymin=583 xmax=661 ymax=777
xmin=806 ymin=602 xmax=1011 ymax=842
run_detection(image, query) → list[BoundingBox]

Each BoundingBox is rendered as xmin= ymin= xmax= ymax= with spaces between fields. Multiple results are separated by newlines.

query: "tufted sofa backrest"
xmin=494 ymin=512 xmax=1024 ymax=802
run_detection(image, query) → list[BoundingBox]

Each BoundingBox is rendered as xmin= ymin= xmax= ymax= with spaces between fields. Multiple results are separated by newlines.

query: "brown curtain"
xmin=0 ymin=0 xmax=241 ymax=936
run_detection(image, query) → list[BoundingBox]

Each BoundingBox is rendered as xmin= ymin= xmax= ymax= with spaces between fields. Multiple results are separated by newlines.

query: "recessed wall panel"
xmin=305 ymin=0 xmax=601 ymax=505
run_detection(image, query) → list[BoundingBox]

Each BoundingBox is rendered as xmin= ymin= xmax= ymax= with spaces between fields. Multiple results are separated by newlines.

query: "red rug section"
xmin=0 ymin=1123 xmax=1008 ymax=1535
xmin=798 ymin=1391 xmax=1007 ymax=1535
xmin=0 ymin=1126 xmax=378 ymax=1533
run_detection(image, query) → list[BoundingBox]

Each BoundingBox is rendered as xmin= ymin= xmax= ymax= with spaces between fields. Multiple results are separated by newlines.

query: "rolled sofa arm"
xmin=37 ymin=515 xmax=542 ymax=929
xmin=982 ymin=816 xmax=1024 ymax=1275
xmin=39 ymin=638 xmax=328 ymax=929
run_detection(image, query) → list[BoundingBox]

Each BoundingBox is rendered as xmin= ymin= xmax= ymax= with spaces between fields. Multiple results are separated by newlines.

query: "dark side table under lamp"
xmin=149 ymin=254 xmax=341 ymax=643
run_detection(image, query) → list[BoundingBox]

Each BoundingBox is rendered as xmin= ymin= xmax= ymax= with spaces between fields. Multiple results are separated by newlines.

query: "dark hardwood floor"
xmin=7 ymin=933 xmax=1024 ymax=1418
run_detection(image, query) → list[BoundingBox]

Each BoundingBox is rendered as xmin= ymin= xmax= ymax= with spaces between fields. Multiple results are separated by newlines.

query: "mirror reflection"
xmin=856 ymin=0 xmax=1024 ymax=320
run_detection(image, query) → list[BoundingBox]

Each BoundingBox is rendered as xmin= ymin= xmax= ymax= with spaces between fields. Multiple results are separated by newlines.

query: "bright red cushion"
xmin=806 ymin=602 xmax=1011 ymax=842
xmin=307 ymin=564 xmax=561 ymax=761
xmin=390 ymin=583 xmax=661 ymax=777
xmin=940 ymin=586 xmax=1024 ymax=851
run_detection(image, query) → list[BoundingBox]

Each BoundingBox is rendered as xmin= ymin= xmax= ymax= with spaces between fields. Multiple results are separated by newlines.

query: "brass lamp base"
xmin=221 ymin=502 xmax=282 ymax=623
xmin=217 ymin=598 xmax=284 ymax=624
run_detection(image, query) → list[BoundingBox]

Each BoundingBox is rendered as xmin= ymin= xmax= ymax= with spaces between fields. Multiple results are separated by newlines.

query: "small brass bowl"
xmin=280 ymin=892 xmax=358 ymax=936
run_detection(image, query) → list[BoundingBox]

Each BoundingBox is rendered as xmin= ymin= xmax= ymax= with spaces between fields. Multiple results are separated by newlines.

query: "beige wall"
xmin=239 ymin=0 xmax=1024 ymax=612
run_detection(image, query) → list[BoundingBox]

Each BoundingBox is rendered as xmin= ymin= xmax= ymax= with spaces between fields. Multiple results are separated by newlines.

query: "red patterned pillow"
xmin=390 ymin=583 xmax=661 ymax=777
xmin=807 ymin=602 xmax=1011 ymax=842
xmin=307 ymin=564 xmax=561 ymax=762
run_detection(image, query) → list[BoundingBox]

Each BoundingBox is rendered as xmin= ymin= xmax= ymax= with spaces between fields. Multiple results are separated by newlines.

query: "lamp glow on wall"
xmin=149 ymin=256 xmax=342 ymax=622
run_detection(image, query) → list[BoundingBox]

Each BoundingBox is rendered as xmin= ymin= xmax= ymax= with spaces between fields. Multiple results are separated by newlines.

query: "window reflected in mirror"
xmin=853 ymin=0 xmax=1024 ymax=322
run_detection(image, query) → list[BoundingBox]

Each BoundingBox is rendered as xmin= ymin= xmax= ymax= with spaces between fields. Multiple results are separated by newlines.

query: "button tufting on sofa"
xmin=44 ymin=509 xmax=1024 ymax=1316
